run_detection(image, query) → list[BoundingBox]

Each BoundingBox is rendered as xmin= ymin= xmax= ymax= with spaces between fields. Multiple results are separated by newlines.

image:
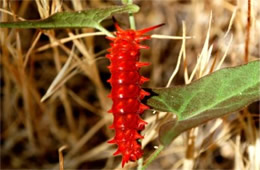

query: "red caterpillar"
xmin=106 ymin=22 xmax=163 ymax=167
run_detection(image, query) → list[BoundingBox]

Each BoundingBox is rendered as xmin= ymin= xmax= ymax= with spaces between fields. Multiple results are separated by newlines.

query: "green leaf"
xmin=0 ymin=4 xmax=139 ymax=31
xmin=145 ymin=60 xmax=260 ymax=145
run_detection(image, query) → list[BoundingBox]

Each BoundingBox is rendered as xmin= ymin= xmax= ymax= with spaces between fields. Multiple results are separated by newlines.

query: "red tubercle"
xmin=106 ymin=22 xmax=163 ymax=167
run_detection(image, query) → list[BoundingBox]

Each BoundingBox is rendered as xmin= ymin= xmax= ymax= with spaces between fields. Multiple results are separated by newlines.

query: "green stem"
xmin=128 ymin=0 xmax=136 ymax=30
xmin=142 ymin=145 xmax=164 ymax=170
xmin=96 ymin=24 xmax=114 ymax=37
xmin=137 ymin=157 xmax=143 ymax=170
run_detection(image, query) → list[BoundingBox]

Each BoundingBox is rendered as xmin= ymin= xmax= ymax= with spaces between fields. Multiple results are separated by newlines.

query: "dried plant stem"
xmin=0 ymin=8 xmax=25 ymax=20
xmin=166 ymin=21 xmax=186 ymax=87
xmin=23 ymin=31 xmax=42 ymax=67
xmin=151 ymin=34 xmax=192 ymax=40
xmin=35 ymin=33 xmax=190 ymax=53
xmin=49 ymin=30 xmax=77 ymax=134
xmin=59 ymin=145 xmax=68 ymax=170
xmin=65 ymin=32 xmax=109 ymax=112
xmin=216 ymin=35 xmax=233 ymax=70
xmin=15 ymin=29 xmax=37 ymax=148
xmin=244 ymin=0 xmax=251 ymax=63
xmin=66 ymin=118 xmax=108 ymax=157
xmin=183 ymin=128 xmax=197 ymax=170
xmin=35 ymin=32 xmax=106 ymax=52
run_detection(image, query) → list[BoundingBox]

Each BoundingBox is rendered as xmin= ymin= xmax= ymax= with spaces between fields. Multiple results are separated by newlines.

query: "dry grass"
xmin=0 ymin=0 xmax=259 ymax=169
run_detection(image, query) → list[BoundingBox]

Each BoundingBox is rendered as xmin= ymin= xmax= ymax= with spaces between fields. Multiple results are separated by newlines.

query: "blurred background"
xmin=0 ymin=0 xmax=259 ymax=169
